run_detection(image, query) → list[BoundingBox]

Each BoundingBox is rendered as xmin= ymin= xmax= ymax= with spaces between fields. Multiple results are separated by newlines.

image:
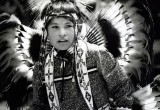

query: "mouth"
xmin=58 ymin=40 xmax=68 ymax=43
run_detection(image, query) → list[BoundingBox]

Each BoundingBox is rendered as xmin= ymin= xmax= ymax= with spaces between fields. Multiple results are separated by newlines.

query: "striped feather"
xmin=0 ymin=13 xmax=33 ymax=109
xmin=85 ymin=0 xmax=154 ymax=87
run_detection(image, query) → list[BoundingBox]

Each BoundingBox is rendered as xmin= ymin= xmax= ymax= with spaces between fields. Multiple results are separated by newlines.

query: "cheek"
xmin=48 ymin=30 xmax=57 ymax=40
xmin=68 ymin=33 xmax=75 ymax=43
xmin=68 ymin=29 xmax=75 ymax=40
xmin=48 ymin=34 xmax=57 ymax=46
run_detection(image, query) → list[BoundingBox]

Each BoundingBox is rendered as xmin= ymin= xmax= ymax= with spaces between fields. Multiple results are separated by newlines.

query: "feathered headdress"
xmin=28 ymin=0 xmax=96 ymax=28
xmin=27 ymin=0 xmax=154 ymax=88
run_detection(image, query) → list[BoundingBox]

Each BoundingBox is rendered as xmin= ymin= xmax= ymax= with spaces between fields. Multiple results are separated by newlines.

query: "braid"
xmin=37 ymin=28 xmax=53 ymax=77
xmin=37 ymin=28 xmax=47 ymax=74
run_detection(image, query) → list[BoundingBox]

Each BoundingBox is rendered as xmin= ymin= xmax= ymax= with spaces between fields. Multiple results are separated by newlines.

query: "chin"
xmin=57 ymin=47 xmax=69 ymax=50
xmin=59 ymin=45 xmax=71 ymax=50
xmin=59 ymin=48 xmax=68 ymax=50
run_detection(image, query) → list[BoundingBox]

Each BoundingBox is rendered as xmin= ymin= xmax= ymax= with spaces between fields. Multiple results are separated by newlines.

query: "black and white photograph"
xmin=0 ymin=0 xmax=160 ymax=110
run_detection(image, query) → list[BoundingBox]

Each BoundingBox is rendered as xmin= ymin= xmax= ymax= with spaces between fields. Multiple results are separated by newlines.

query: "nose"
xmin=59 ymin=28 xmax=66 ymax=38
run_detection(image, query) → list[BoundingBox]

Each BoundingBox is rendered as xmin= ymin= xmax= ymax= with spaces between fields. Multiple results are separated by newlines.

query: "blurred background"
xmin=0 ymin=0 xmax=160 ymax=109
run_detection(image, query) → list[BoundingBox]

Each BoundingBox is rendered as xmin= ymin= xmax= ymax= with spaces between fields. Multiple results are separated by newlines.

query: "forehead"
xmin=49 ymin=17 xmax=74 ymax=25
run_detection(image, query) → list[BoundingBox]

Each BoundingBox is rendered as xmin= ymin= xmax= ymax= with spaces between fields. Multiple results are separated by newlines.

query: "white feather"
xmin=21 ymin=37 xmax=30 ymax=45
xmin=29 ymin=0 xmax=51 ymax=12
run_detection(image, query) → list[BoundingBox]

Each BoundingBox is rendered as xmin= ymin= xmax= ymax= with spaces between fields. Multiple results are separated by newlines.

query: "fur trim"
xmin=98 ymin=18 xmax=121 ymax=58
xmin=29 ymin=32 xmax=42 ymax=62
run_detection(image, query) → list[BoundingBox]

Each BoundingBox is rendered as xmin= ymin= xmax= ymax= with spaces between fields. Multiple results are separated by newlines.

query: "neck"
xmin=55 ymin=42 xmax=75 ymax=54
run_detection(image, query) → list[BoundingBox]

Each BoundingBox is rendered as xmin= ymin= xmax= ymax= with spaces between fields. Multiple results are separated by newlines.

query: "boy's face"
xmin=47 ymin=17 xmax=75 ymax=50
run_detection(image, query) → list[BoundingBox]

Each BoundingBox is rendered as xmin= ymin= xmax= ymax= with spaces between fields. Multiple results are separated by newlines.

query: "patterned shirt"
xmin=28 ymin=43 xmax=135 ymax=110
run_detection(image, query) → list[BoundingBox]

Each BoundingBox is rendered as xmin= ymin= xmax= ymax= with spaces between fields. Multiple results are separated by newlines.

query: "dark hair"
xmin=41 ymin=1 xmax=81 ymax=28
xmin=41 ymin=1 xmax=80 ymax=20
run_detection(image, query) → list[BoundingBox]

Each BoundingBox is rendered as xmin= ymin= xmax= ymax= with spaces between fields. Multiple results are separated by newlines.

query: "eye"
xmin=52 ymin=26 xmax=59 ymax=29
xmin=65 ymin=24 xmax=73 ymax=28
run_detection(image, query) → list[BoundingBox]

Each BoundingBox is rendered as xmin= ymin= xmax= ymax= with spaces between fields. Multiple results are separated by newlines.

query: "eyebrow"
xmin=66 ymin=22 xmax=73 ymax=25
xmin=49 ymin=22 xmax=58 ymax=25
xmin=50 ymin=22 xmax=73 ymax=25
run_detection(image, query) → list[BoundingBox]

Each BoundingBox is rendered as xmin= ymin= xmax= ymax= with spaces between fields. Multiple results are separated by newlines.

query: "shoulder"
xmin=86 ymin=42 xmax=114 ymax=60
xmin=86 ymin=42 xmax=107 ymax=52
